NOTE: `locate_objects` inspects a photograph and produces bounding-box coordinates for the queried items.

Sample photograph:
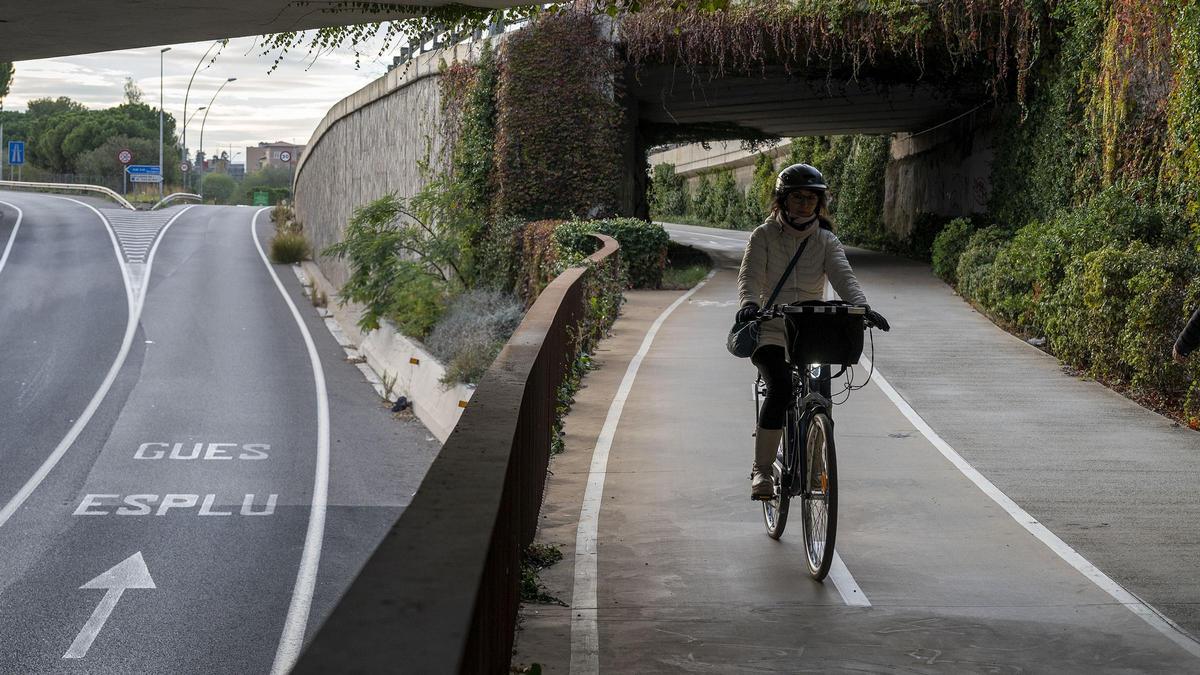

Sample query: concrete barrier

[300,260,473,443]
[295,234,620,674]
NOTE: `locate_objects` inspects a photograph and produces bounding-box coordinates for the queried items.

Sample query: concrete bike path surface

[513,222,1200,672]
[669,221,1200,638]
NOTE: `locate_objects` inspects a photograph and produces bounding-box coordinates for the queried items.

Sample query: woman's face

[784,189,821,220]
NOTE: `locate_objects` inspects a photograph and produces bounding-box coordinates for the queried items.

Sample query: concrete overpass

[0,0,516,62]
[631,65,986,139]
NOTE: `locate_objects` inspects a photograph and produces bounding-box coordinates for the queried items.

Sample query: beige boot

[751,427,783,499]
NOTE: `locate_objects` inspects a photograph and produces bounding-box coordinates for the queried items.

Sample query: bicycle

[751,301,880,580]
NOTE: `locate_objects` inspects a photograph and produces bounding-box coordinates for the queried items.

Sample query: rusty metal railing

[296,234,621,674]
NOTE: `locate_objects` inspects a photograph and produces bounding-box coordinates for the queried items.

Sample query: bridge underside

[630,64,988,139]
[0,0,514,62]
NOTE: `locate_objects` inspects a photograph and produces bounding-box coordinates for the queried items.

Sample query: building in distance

[246,141,304,172]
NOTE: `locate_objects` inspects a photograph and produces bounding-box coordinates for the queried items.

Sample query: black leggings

[752,345,831,430]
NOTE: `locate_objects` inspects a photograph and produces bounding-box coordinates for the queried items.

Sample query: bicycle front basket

[782,303,866,366]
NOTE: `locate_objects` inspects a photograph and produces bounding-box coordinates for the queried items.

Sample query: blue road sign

[125,164,161,175]
[8,141,25,165]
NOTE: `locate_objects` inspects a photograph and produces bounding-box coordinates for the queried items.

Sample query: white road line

[828,551,870,607]
[570,270,717,675]
[0,200,192,529]
[254,208,331,675]
[659,224,749,244]
[861,354,1200,659]
[0,200,23,279]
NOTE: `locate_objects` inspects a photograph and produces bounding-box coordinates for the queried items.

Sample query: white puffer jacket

[737,215,868,351]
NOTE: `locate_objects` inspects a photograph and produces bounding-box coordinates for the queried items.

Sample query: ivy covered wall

[930,0,1200,425]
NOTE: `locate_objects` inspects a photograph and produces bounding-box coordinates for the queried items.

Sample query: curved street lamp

[197,77,236,201]
[158,46,171,197]
[181,40,225,165]
[183,106,206,189]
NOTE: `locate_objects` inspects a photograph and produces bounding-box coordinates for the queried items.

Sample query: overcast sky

[4,31,397,165]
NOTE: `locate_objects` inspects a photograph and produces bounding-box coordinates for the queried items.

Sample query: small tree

[649,163,688,217]
[123,78,143,105]
[202,172,236,204]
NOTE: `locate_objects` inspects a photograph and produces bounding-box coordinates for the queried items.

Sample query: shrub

[323,194,451,335]
[954,226,1010,307]
[905,212,954,263]
[749,151,777,217]
[834,135,889,243]
[1121,250,1196,392]
[689,173,711,220]
[382,266,446,339]
[201,173,236,204]
[931,217,977,284]
[556,218,669,289]
[649,163,688,217]
[270,232,310,264]
[517,220,564,303]
[425,288,525,384]
[1078,242,1159,381]
[474,217,525,294]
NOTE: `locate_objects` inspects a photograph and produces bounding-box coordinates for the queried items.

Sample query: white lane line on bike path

[570,270,717,675]
[829,552,870,607]
[860,354,1200,659]
[251,209,331,675]
[0,200,193,529]
[0,200,23,280]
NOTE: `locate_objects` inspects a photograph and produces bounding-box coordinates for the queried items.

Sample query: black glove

[736,303,760,323]
[864,307,890,332]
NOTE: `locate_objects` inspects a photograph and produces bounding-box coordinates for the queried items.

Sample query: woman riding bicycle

[736,163,889,500]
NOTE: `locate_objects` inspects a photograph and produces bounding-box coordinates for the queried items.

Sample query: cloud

[6,30,395,160]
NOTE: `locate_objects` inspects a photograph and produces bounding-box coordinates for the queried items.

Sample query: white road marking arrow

[63,552,156,659]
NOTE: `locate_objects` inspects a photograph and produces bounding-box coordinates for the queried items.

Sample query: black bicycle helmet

[774,163,827,195]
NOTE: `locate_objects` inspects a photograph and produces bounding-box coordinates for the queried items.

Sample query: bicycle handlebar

[753,302,881,329]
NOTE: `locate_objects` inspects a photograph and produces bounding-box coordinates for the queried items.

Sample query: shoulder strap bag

[726,236,810,358]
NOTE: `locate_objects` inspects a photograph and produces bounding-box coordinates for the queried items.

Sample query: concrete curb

[295,261,472,443]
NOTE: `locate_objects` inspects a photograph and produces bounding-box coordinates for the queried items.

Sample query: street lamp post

[159,46,171,198]
[184,106,206,192]
[197,77,236,202]
[182,40,224,166]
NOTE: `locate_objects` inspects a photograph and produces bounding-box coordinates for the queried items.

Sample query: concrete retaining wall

[884,114,994,238]
[649,140,794,192]
[294,41,484,290]
[648,116,995,240]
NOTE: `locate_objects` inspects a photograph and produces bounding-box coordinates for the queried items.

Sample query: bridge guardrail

[295,233,621,674]
[0,180,136,210]
[151,192,201,210]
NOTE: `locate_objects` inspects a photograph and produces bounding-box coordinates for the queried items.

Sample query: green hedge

[555,218,669,288]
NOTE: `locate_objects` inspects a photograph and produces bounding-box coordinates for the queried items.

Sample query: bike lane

[0,205,439,674]
[515,227,1200,672]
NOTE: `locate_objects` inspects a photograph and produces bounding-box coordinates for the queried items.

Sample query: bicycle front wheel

[800,410,837,580]
[762,410,793,539]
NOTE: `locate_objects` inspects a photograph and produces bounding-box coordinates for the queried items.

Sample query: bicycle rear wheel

[800,410,837,580]
[762,411,793,539]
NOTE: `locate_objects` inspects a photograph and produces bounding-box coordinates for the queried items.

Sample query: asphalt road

[0,193,439,674]
[516,220,1200,672]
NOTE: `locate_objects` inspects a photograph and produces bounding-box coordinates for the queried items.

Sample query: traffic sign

[125,164,161,175]
[279,150,292,163]
[180,161,191,173]
[117,149,133,165]
[130,175,163,183]
[8,141,25,165]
